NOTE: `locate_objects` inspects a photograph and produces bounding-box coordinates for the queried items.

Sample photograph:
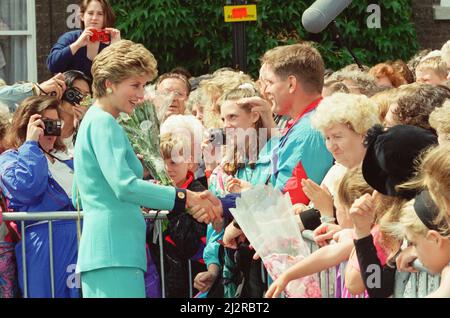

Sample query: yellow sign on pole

[224,5,257,22]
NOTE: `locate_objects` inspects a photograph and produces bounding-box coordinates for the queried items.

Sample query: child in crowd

[392,191,449,297]
[158,133,207,298]
[415,57,448,85]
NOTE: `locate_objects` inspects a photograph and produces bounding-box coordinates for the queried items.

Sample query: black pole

[329,21,364,71]
[232,0,247,72]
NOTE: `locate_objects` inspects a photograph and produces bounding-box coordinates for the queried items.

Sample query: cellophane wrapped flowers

[230,185,321,298]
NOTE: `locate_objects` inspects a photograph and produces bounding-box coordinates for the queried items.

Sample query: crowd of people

[0,0,449,299]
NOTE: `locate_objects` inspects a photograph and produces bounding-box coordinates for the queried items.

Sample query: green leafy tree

[110,0,419,78]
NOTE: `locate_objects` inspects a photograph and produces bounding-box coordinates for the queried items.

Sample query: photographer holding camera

[59,70,92,155]
[0,96,79,298]
[0,73,66,112]
[47,0,120,77]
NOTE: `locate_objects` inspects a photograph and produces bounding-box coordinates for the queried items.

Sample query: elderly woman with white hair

[297,93,380,234]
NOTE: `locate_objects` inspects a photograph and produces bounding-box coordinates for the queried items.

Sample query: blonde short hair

[441,40,450,62]
[418,145,450,227]
[160,114,204,162]
[429,100,450,137]
[311,93,380,135]
[91,40,158,98]
[160,114,204,143]
[160,133,190,160]
[261,43,324,94]
[370,88,401,123]
[199,70,252,128]
[416,56,448,79]
[389,201,430,240]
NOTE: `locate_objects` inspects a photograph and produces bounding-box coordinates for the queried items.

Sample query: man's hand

[237,96,276,132]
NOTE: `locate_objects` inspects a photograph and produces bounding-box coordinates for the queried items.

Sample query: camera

[208,128,226,145]
[89,29,111,43]
[43,119,62,136]
[62,87,84,106]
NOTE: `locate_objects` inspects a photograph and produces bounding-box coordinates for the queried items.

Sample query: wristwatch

[320,215,336,224]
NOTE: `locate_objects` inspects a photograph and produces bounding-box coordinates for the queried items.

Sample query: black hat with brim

[362,124,438,200]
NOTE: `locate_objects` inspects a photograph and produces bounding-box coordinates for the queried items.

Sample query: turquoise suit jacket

[73,106,177,273]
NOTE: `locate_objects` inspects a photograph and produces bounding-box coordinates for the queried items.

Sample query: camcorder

[62,87,84,106]
[89,29,111,43]
[43,119,62,136]
[208,128,226,146]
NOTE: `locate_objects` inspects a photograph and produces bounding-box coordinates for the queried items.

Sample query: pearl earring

[106,88,113,94]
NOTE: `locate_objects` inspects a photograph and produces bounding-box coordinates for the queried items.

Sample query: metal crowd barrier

[1,212,442,298]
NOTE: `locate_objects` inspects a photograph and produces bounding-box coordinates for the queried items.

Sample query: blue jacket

[0,141,78,298]
[46,30,108,77]
[0,83,34,112]
[204,138,274,268]
[0,141,75,217]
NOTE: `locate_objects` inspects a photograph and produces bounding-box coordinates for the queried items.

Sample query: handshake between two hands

[186,190,224,232]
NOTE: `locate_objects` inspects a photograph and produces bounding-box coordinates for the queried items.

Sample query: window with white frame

[0,0,37,84]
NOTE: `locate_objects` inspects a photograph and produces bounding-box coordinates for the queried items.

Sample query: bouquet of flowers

[79,94,93,108]
[118,90,173,186]
[229,185,321,298]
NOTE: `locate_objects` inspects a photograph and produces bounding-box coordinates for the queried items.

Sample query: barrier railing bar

[21,220,27,298]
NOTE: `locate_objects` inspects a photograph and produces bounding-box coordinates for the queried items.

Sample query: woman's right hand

[71,28,95,53]
[265,273,289,298]
[26,114,45,142]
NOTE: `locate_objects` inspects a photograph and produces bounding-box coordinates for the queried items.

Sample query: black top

[354,234,396,298]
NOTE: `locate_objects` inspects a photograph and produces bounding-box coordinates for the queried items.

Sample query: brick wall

[412,0,450,50]
[36,0,74,82]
